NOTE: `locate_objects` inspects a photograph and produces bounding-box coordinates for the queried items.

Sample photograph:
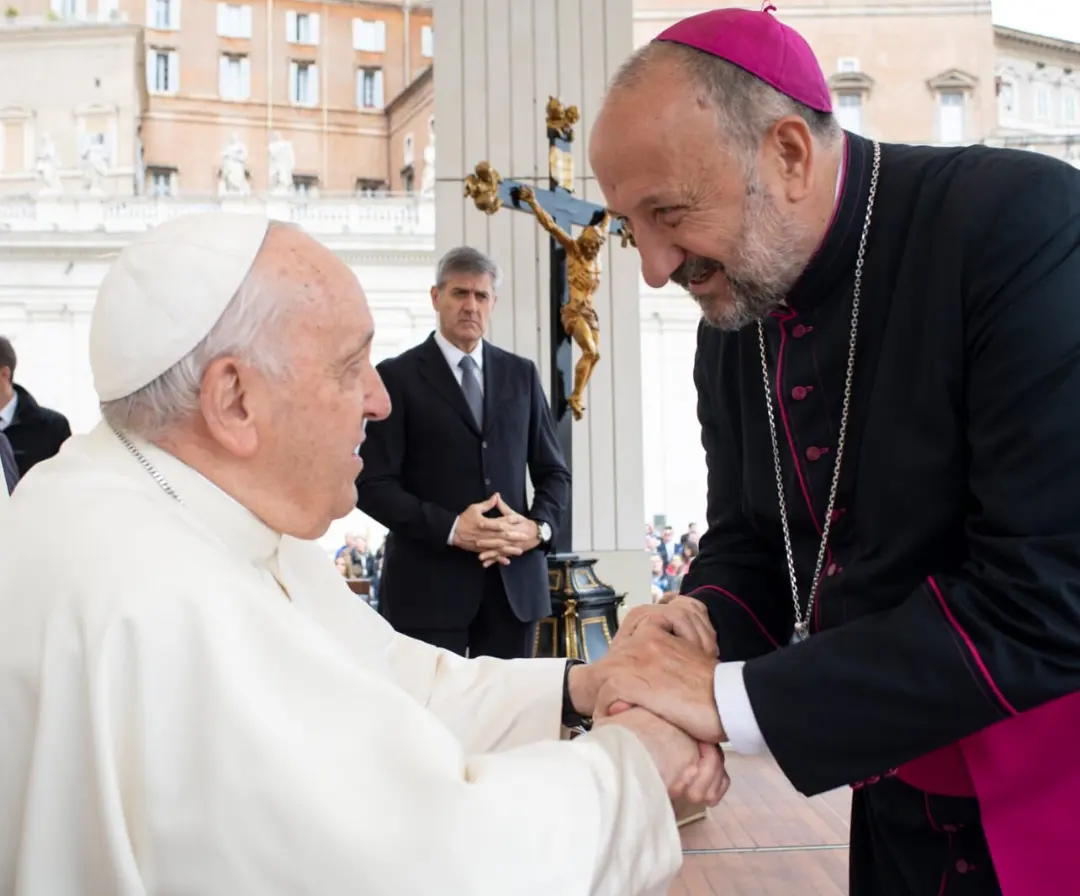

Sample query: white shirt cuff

[713,661,770,756]
[446,515,460,546]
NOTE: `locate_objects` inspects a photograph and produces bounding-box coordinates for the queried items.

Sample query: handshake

[568,598,731,810]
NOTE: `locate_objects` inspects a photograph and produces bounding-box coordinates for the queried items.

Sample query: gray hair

[610,41,842,172]
[101,221,298,440]
[435,246,502,291]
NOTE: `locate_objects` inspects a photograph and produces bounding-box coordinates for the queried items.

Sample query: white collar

[0,392,17,429]
[91,422,281,569]
[433,328,483,372]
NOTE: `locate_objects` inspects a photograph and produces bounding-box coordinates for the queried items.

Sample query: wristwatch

[533,519,552,546]
[561,659,593,732]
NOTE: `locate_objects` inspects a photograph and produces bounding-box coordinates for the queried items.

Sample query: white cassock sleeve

[13,568,682,896]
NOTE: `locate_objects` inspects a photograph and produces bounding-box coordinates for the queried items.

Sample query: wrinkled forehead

[590,80,728,213]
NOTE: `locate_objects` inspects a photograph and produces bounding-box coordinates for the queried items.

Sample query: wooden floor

[672,754,852,895]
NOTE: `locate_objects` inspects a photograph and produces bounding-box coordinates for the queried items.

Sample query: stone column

[434,0,651,604]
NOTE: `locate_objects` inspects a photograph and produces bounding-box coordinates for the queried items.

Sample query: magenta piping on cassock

[925,576,1018,717]
[688,584,781,649]
[770,315,836,634]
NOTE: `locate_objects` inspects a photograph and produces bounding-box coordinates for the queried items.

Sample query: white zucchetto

[90,212,273,402]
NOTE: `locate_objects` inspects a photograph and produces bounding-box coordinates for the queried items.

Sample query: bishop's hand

[614,595,719,658]
[516,185,536,205]
[593,624,725,745]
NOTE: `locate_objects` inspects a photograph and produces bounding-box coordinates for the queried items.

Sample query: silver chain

[110,426,185,505]
[758,140,881,643]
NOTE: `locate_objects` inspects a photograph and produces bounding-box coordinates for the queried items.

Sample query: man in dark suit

[0,336,71,478]
[356,246,571,659]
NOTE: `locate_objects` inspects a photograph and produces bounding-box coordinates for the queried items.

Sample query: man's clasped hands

[450,492,542,567]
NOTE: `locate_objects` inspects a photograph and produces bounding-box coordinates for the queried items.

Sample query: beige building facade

[991,27,1080,162]
[0,0,433,197]
[0,18,146,196]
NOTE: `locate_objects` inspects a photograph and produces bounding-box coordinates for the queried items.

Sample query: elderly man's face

[227,227,391,539]
[590,58,817,330]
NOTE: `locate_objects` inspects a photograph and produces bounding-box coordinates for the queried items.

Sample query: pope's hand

[613,595,718,658]
[594,624,724,745]
[595,705,730,806]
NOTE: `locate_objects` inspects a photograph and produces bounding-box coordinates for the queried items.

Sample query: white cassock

[0,423,682,896]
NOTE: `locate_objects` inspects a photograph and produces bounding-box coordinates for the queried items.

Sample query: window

[50,0,87,18]
[355,178,386,196]
[146,48,179,94]
[216,3,251,38]
[937,90,965,143]
[146,0,179,29]
[219,54,251,100]
[356,67,384,109]
[147,166,175,196]
[293,174,318,196]
[1065,88,1079,125]
[286,10,319,44]
[421,24,434,58]
[834,93,862,134]
[403,134,414,167]
[836,57,859,73]
[353,17,386,52]
[998,80,1016,120]
[1035,83,1051,121]
[289,60,318,106]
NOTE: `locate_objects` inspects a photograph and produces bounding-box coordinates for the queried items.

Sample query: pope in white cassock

[0,214,730,895]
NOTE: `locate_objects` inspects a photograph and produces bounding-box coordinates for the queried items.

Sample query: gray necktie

[458,355,484,428]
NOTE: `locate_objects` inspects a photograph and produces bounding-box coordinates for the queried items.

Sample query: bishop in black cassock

[590,6,1080,895]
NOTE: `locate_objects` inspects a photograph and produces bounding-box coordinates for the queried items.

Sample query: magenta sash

[895,690,1080,895]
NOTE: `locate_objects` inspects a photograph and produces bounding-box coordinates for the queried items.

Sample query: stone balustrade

[0,194,436,236]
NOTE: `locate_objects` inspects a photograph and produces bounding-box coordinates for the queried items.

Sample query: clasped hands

[568,597,731,809]
[451,493,539,567]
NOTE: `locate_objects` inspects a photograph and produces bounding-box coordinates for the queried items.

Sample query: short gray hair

[610,41,842,171]
[101,221,299,440]
[435,246,502,291]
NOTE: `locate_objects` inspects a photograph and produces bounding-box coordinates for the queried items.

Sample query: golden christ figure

[517,185,609,421]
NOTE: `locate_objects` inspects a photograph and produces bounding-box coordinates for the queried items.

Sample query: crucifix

[464,96,635,554]
[464,96,637,662]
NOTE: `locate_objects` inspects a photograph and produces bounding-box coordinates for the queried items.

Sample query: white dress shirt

[433,328,484,395]
[0,393,16,431]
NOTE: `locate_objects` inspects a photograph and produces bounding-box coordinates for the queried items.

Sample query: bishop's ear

[198,355,260,458]
[766,115,815,203]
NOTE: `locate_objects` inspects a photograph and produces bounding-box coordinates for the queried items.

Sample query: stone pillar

[435,0,651,605]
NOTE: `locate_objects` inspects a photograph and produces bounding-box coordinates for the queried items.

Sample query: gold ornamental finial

[545,96,580,141]
[463,161,503,215]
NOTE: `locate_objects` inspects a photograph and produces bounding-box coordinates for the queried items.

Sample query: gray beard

[696,285,787,331]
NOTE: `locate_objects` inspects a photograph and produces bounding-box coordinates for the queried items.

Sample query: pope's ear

[198,355,259,457]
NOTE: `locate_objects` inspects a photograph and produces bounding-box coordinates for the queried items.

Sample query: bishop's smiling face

[589,56,819,330]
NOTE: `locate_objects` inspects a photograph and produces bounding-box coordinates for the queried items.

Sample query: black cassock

[680,133,1080,895]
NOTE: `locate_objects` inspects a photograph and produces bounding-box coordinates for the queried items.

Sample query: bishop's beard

[672,185,812,332]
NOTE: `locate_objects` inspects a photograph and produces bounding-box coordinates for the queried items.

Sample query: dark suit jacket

[4,384,70,478]
[355,334,571,630]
